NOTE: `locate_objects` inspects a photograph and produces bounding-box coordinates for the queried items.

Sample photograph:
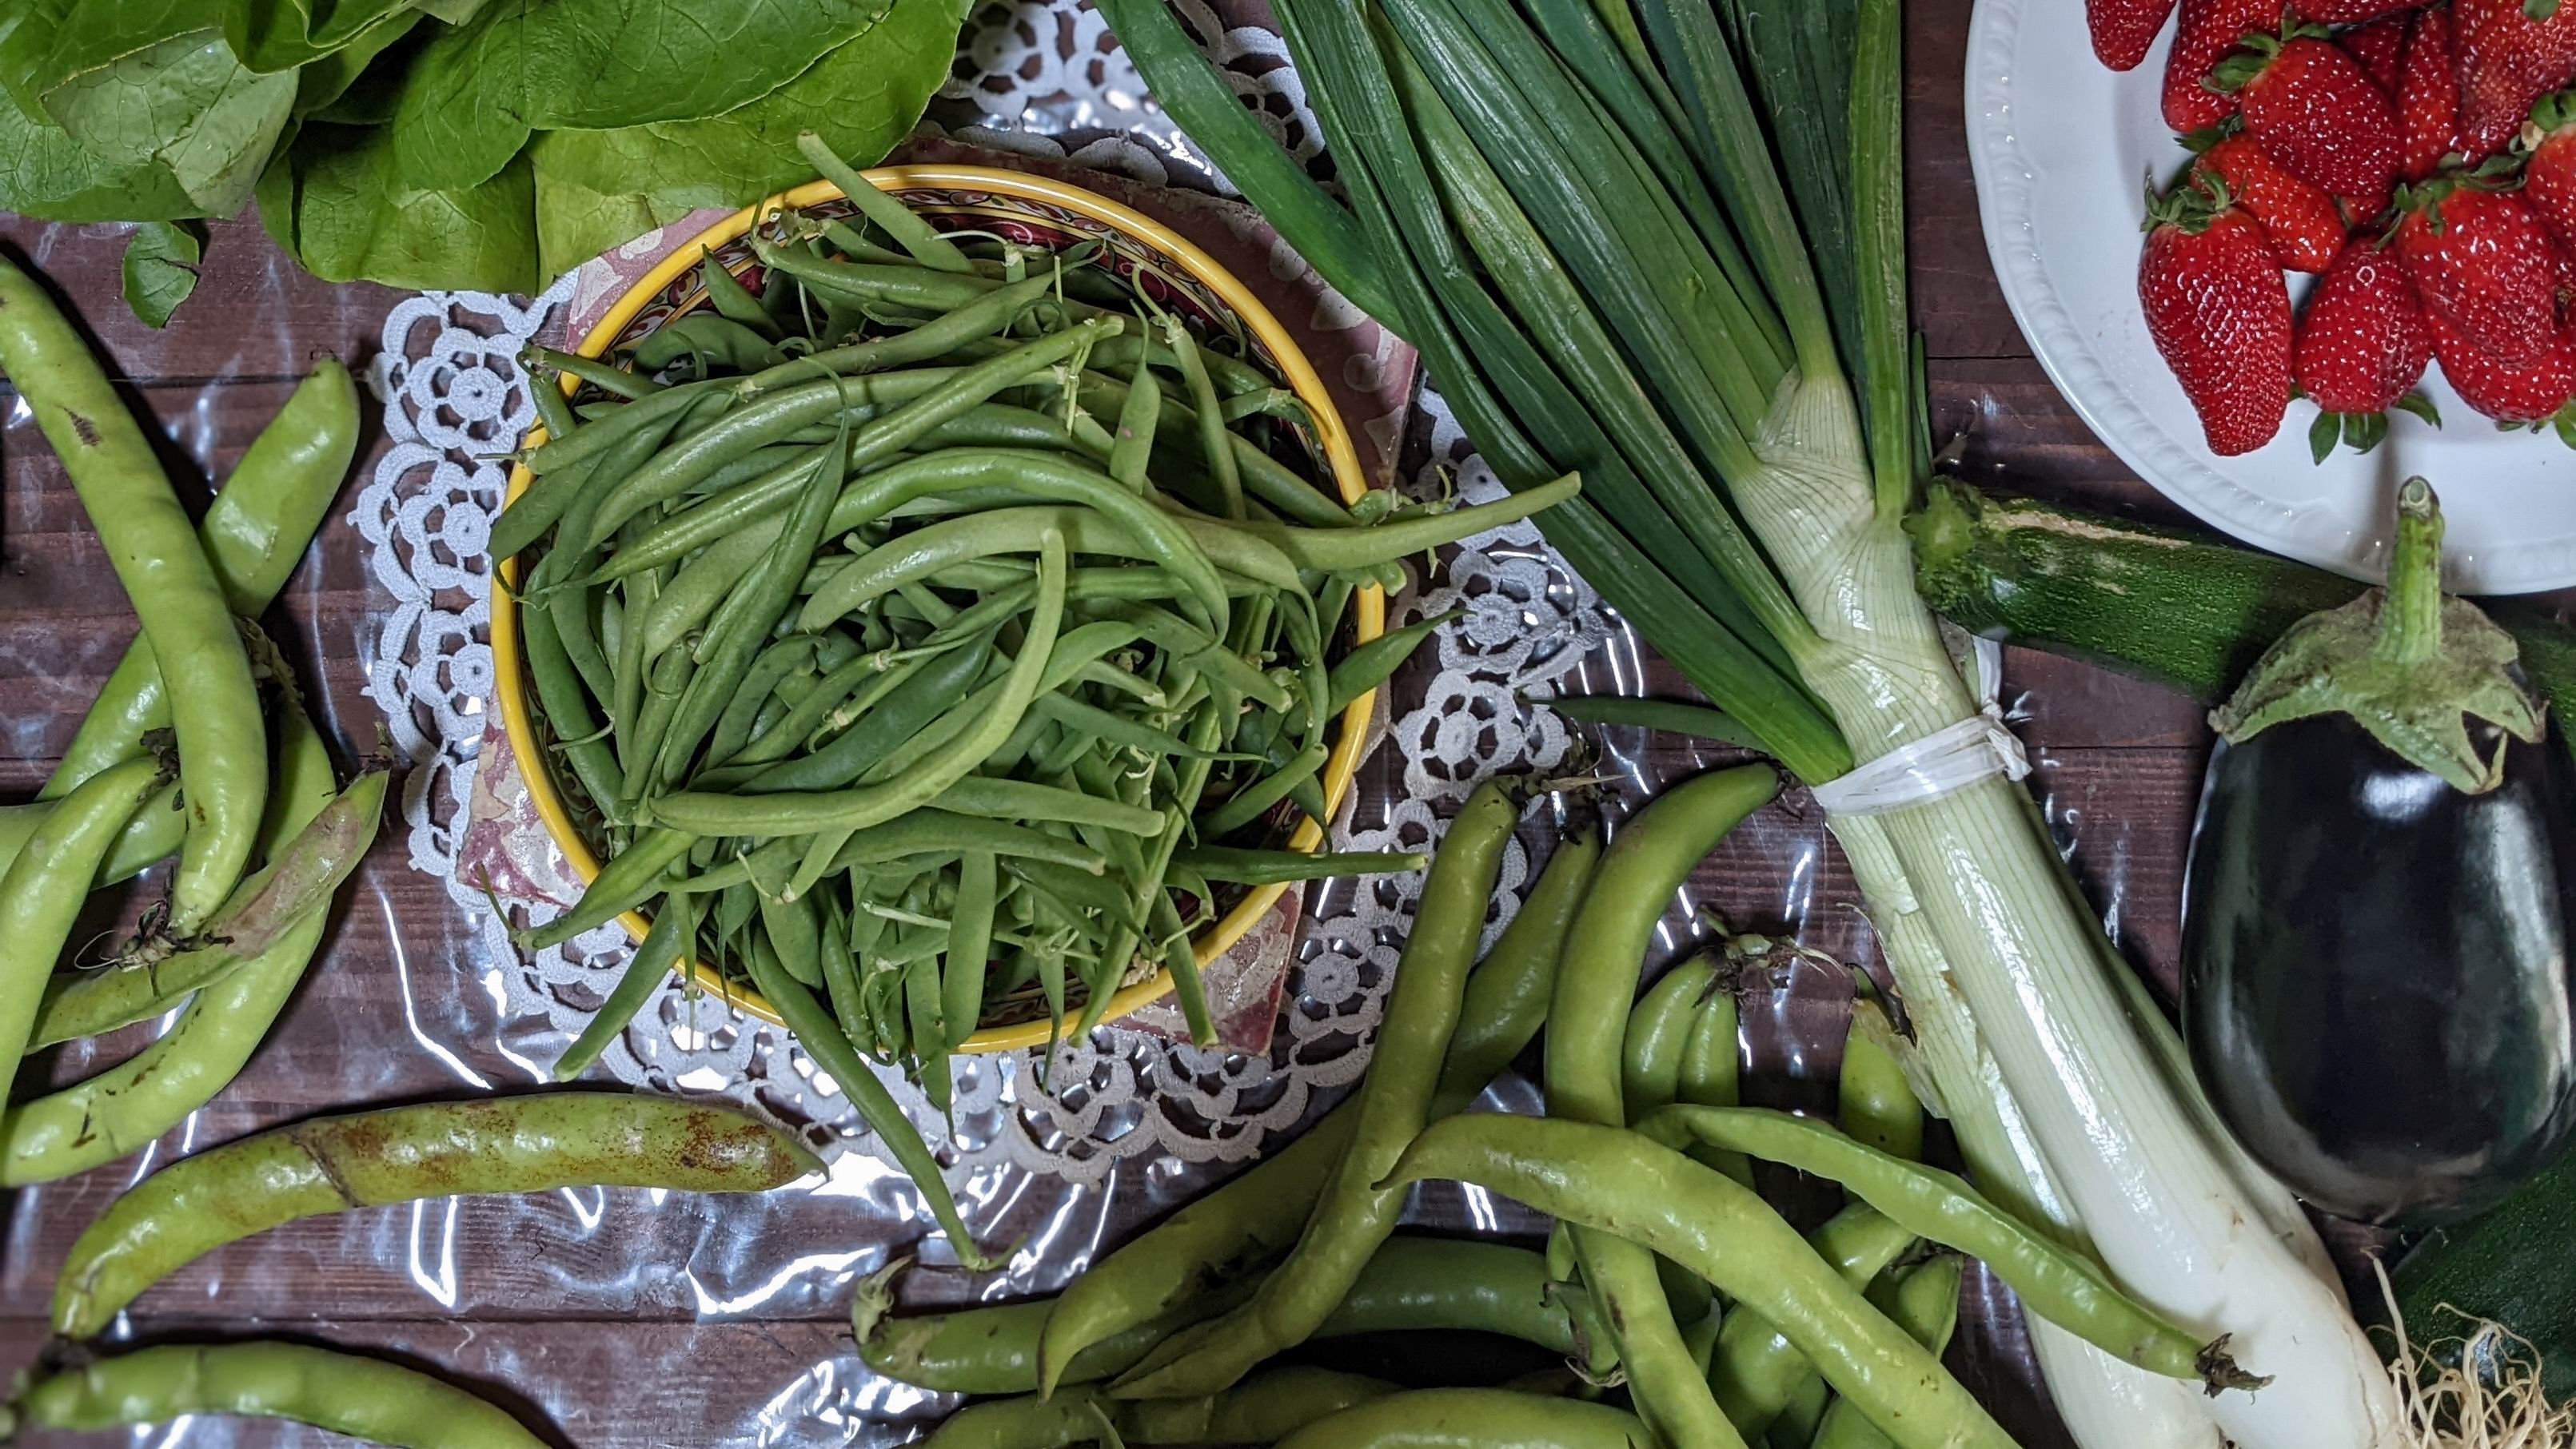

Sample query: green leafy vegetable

[44,31,295,217]
[384,0,904,191]
[121,219,206,328]
[254,121,540,292]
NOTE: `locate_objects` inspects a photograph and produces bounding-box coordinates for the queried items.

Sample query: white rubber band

[1811,636,2030,818]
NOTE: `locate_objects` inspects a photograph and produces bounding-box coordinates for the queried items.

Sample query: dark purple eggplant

[2182,479,2576,1228]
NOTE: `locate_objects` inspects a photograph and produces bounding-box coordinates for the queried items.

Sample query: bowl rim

[490,163,1387,1054]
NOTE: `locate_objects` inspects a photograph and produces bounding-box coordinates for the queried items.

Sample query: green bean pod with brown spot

[0,257,268,933]
[12,1341,550,1448]
[52,1093,821,1337]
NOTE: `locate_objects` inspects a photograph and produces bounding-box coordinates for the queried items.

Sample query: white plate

[1966,0,2576,592]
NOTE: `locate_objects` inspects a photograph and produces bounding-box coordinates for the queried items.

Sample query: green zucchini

[2391,1145,2576,1399]
[1907,478,2576,728]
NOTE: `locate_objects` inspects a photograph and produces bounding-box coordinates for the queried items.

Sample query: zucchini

[2391,1145,2576,1399]
[1908,478,2576,727]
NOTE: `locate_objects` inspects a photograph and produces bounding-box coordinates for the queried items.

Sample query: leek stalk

[1095,0,2407,1442]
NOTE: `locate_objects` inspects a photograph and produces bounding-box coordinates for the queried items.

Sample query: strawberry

[2167,0,2280,130]
[2094,0,2181,69]
[2211,27,2404,199]
[2295,0,2429,19]
[2295,242,2438,456]
[2426,304,2576,419]
[2399,5,2463,177]
[2526,90,2576,257]
[2341,13,2411,90]
[2452,0,2576,159]
[2189,127,2351,269]
[2140,177,2295,455]
[2395,181,2562,363]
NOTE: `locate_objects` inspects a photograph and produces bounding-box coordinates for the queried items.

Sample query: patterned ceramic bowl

[491,165,1386,1053]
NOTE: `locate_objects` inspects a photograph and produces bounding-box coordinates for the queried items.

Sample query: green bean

[1433,828,1599,1115]
[640,525,772,659]
[555,888,694,1081]
[520,559,630,818]
[524,828,699,950]
[1110,341,1161,490]
[0,257,267,931]
[798,132,975,273]
[728,647,899,767]
[591,319,1117,550]
[1639,1106,2248,1388]
[1111,781,1517,1399]
[529,344,661,399]
[742,631,996,794]
[1774,1380,1830,1448]
[523,382,703,476]
[528,349,580,440]
[701,249,784,338]
[708,635,819,766]
[1705,1204,1919,1435]
[941,850,1000,1048]
[819,891,873,1051]
[1196,743,1328,837]
[1010,360,1357,530]
[1220,472,1581,573]
[2,707,337,1185]
[28,770,387,1047]
[1326,609,1459,716]
[810,450,1231,635]
[762,890,825,989]
[1031,694,1222,763]
[742,933,1000,1267]
[653,434,847,778]
[1380,1115,2016,1449]
[932,777,1166,836]
[1168,846,1425,885]
[0,756,165,1069]
[653,535,1063,838]
[1276,1390,1654,1449]
[1089,602,1293,711]
[756,275,1067,399]
[1677,977,1751,1185]
[53,1094,819,1336]
[621,644,694,809]
[1810,1257,1968,1449]
[14,1342,551,1447]
[1002,856,1138,930]
[46,361,358,801]
[1623,955,1719,1120]
[1161,316,1243,520]
[1840,985,1922,1163]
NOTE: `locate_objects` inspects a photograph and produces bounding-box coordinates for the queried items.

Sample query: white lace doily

[353,5,1622,1190]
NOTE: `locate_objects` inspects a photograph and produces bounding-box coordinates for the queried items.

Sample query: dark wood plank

[0,217,398,386]
[1908,0,2036,363]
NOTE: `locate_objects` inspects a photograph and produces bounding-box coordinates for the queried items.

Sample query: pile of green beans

[873,765,2243,1449]
[500,135,1578,1268]
[0,257,385,1192]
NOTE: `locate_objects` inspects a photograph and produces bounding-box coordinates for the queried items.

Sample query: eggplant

[2182,479,2576,1227]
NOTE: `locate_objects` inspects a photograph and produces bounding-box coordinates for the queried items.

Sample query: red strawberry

[2426,305,2576,418]
[2211,28,2403,198]
[2295,243,2438,456]
[2295,0,2429,19]
[2395,181,2563,363]
[2140,178,2296,454]
[2399,5,2463,178]
[2191,128,2351,269]
[2526,90,2576,257]
[2341,13,2411,90]
[2453,0,2576,159]
[2095,0,2181,69]
[2167,0,2281,130]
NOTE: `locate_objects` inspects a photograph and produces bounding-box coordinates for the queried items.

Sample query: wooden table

[0,3,2274,1441]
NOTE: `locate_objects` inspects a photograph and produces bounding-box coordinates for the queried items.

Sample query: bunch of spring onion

[496,135,1567,1268]
[1097,0,2403,1443]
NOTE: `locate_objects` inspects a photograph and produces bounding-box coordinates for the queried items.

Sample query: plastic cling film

[1812,635,2032,817]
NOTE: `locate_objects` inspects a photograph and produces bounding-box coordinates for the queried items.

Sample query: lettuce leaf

[385,0,900,192]
[526,0,964,275]
[44,31,295,216]
[255,119,540,292]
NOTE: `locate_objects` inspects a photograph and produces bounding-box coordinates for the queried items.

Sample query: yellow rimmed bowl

[491,165,1386,1053]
